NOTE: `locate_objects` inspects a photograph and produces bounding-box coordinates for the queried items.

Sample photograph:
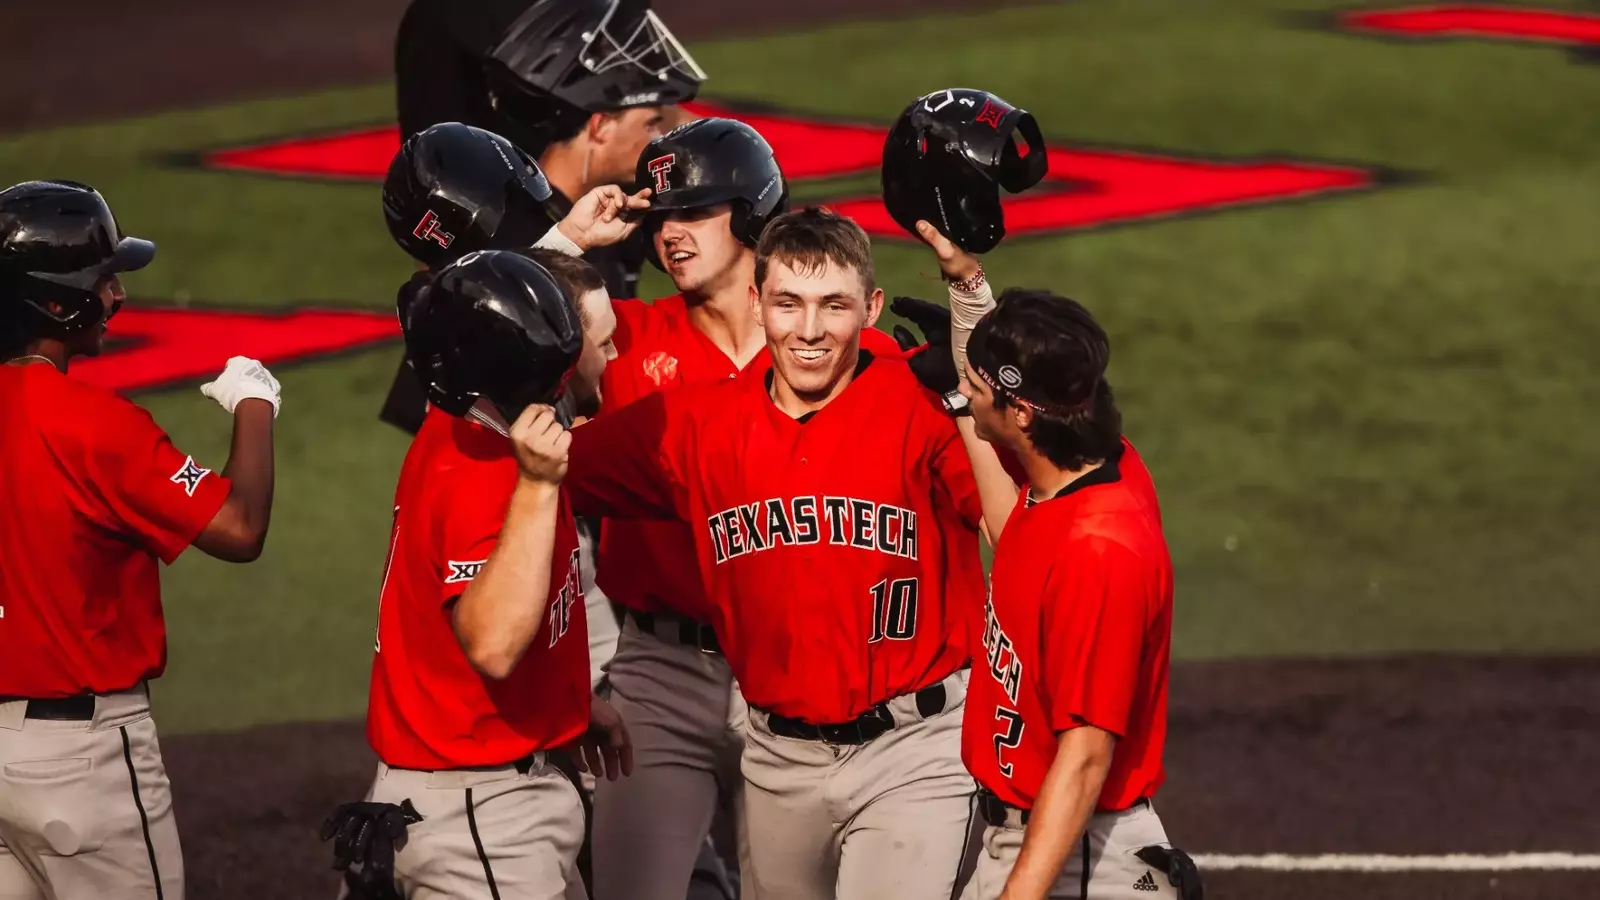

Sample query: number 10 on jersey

[868,577,918,643]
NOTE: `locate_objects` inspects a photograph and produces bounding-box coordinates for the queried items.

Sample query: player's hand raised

[915,219,982,285]
[509,405,570,485]
[577,697,634,782]
[557,185,652,251]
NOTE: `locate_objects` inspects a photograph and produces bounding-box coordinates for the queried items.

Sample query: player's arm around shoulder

[451,404,569,680]
[565,381,705,521]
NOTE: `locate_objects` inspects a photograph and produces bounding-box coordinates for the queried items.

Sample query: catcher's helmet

[402,249,583,422]
[0,180,154,337]
[881,88,1048,254]
[634,117,788,271]
[483,0,707,152]
[383,122,555,270]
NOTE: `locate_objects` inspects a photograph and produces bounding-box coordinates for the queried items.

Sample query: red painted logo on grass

[77,307,399,395]
[201,101,1378,241]
[1340,5,1600,46]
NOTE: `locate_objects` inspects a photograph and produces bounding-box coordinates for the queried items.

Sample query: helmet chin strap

[469,394,574,437]
[467,399,512,438]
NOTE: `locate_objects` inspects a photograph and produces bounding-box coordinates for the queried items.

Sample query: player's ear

[587,111,619,146]
[749,283,764,326]
[863,288,884,328]
[1012,403,1034,433]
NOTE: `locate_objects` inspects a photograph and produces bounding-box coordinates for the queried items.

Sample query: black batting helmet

[881,88,1048,254]
[0,180,154,339]
[483,0,707,153]
[402,249,584,422]
[382,123,555,270]
[635,117,787,271]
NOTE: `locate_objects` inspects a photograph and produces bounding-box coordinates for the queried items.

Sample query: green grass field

[4,0,1598,734]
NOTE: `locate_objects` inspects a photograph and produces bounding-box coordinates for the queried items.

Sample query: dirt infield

[161,657,1600,900]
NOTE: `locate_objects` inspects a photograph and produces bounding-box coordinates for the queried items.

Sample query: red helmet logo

[974,100,1007,130]
[413,210,455,249]
[647,154,676,194]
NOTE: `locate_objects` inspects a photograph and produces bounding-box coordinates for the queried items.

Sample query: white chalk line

[1191,853,1600,872]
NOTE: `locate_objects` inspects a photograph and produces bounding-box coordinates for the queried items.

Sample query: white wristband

[533,225,585,258]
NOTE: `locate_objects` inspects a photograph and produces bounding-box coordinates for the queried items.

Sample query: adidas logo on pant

[1133,871,1159,892]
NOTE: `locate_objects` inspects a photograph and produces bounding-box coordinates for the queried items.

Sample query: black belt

[628,608,721,655]
[763,681,949,745]
[0,694,97,721]
[977,789,1150,828]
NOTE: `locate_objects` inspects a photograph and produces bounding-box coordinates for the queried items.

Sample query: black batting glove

[320,799,424,896]
[889,296,959,397]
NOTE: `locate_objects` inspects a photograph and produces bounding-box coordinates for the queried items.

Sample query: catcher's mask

[483,0,707,150]
[881,88,1048,254]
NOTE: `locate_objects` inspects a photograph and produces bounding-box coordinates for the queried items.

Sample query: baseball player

[328,249,633,900]
[383,0,708,435]
[541,118,909,900]
[913,228,1199,900]
[371,123,652,895]
[0,180,281,900]
[561,206,990,900]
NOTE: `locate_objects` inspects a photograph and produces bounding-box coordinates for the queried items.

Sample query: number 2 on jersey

[868,577,918,643]
[993,706,1024,777]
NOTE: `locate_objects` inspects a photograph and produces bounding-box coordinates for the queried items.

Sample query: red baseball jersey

[0,364,231,698]
[366,408,590,770]
[569,350,985,723]
[595,294,905,624]
[962,440,1172,812]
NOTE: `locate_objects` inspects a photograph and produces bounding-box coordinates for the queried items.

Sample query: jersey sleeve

[566,388,686,521]
[929,421,984,528]
[861,326,905,360]
[79,398,233,565]
[1038,540,1153,739]
[434,460,518,606]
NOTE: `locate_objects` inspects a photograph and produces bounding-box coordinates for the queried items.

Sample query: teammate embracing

[562,206,988,900]
[550,117,907,900]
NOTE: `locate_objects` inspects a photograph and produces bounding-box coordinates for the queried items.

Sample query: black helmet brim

[102,236,156,274]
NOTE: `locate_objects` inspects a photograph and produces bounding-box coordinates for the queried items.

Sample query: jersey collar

[1024,441,1126,509]
[764,350,876,424]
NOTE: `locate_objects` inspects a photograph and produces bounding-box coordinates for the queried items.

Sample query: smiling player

[562,206,988,900]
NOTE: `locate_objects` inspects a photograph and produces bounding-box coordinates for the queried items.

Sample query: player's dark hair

[754,206,876,294]
[0,282,38,358]
[0,312,30,359]
[974,288,1122,470]
[541,108,594,150]
[517,248,606,328]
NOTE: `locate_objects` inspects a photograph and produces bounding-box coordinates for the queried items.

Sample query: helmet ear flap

[729,200,757,248]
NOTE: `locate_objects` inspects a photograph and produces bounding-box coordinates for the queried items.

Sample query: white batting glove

[201,356,281,417]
